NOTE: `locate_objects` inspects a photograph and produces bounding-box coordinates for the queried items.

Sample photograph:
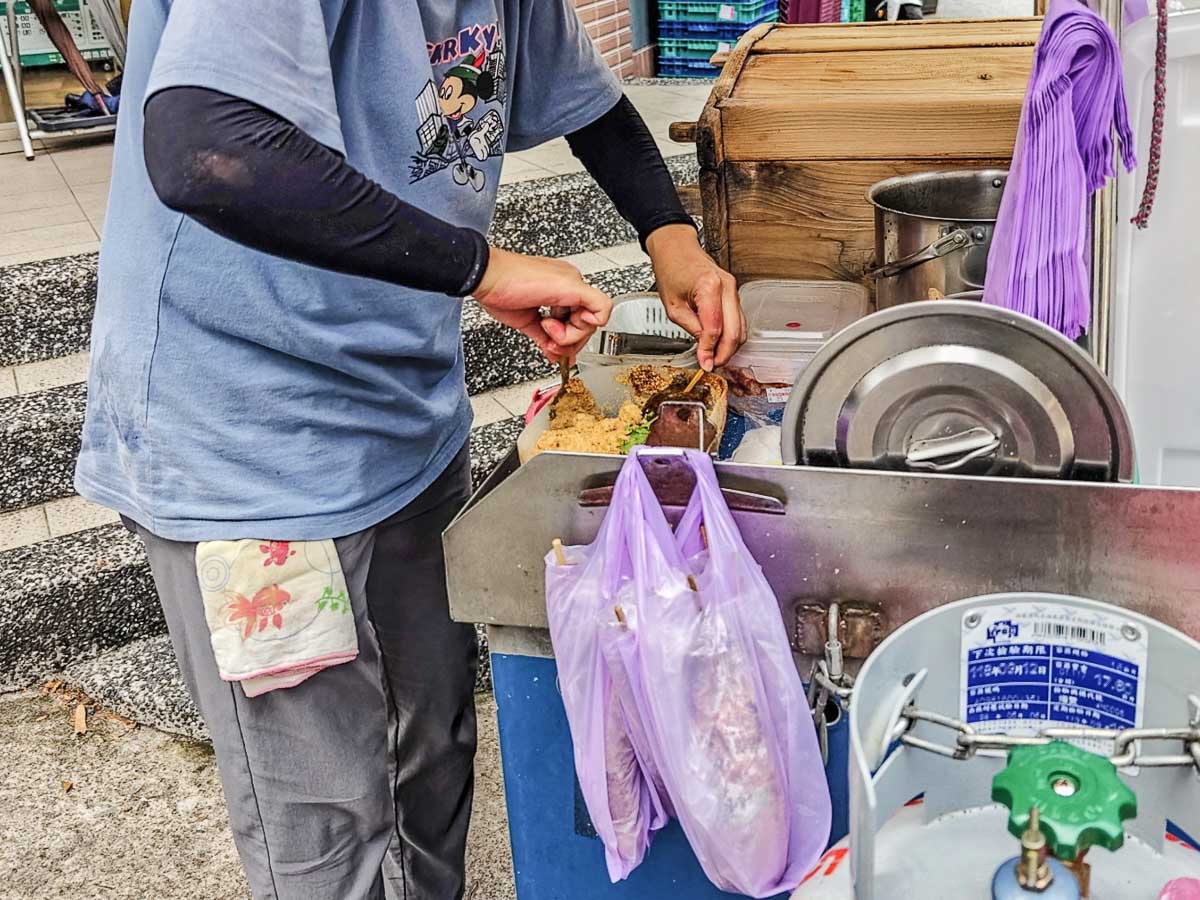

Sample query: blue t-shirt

[75,0,621,541]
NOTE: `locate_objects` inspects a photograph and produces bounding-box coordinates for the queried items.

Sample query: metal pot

[866,169,1006,309]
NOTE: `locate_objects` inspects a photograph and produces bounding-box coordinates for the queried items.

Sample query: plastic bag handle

[596,451,692,599]
[577,450,786,515]
[675,488,706,560]
[654,449,748,563]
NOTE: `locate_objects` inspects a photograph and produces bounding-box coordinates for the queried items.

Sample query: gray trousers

[129,445,477,900]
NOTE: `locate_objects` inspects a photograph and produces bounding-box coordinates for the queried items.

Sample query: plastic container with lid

[718,279,868,417]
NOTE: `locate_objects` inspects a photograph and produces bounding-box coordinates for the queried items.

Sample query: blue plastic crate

[656,54,722,77]
[659,36,734,59]
[657,10,776,38]
[658,0,776,23]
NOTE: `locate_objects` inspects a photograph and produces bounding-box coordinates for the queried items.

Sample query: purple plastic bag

[599,609,675,821]
[544,458,674,881]
[598,448,832,897]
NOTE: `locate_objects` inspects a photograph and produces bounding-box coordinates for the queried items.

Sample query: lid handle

[905,426,999,472]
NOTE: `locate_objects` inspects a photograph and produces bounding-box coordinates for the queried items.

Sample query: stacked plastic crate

[657,0,779,78]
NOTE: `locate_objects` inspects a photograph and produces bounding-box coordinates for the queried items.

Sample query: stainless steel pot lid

[780,302,1135,482]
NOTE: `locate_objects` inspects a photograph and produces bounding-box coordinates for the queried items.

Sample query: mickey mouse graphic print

[412,23,507,191]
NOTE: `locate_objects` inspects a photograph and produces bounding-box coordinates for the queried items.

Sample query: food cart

[444,12,1200,900]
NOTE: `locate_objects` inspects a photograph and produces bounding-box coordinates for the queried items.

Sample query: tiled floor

[8,350,90,394]
[0,350,91,399]
[0,495,124,552]
[561,241,651,276]
[0,82,711,266]
[0,147,109,266]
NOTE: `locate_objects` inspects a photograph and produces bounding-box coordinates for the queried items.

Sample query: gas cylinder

[792,593,1200,899]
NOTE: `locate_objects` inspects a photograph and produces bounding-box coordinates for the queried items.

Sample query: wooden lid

[713,18,1042,161]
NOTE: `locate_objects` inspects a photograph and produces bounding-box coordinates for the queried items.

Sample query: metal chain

[897,705,1200,772]
[808,661,855,765]
[807,603,856,765]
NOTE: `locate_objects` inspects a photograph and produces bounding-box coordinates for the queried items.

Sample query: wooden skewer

[552,538,567,566]
[614,605,627,626]
[686,574,704,612]
[684,368,705,394]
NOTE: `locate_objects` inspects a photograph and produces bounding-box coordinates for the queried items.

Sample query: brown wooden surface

[751,18,1041,53]
[711,21,775,105]
[696,21,771,271]
[733,45,1035,100]
[718,38,1032,161]
[676,183,703,218]
[698,109,729,270]
[694,17,1037,286]
[721,158,1009,284]
[718,94,1024,160]
[668,120,697,143]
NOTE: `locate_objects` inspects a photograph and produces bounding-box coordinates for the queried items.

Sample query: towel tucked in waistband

[195,538,358,698]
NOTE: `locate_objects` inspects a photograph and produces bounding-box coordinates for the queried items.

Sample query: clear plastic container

[721,280,868,417]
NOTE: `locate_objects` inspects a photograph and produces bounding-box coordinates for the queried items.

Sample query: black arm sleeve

[143,87,489,297]
[565,95,695,249]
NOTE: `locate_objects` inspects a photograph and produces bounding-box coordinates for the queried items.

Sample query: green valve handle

[991,740,1138,860]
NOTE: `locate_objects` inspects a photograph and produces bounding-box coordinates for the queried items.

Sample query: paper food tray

[517,366,727,465]
[518,367,629,464]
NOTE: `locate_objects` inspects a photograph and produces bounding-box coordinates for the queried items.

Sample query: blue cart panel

[492,652,845,899]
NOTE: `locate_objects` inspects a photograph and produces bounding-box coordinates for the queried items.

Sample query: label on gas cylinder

[960,602,1148,757]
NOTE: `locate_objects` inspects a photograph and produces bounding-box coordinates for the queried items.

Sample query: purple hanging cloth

[983,0,1136,339]
[1116,0,1150,25]
[819,0,841,21]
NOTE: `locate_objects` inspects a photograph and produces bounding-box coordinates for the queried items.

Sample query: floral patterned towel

[195,539,357,697]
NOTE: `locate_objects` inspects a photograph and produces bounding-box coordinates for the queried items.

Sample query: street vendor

[73,1,744,898]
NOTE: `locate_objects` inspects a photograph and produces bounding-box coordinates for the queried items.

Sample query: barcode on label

[1032,622,1107,645]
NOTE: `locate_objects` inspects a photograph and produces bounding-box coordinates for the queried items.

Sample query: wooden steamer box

[673,18,1042,295]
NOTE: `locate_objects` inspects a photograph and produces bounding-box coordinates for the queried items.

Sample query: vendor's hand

[646,224,746,371]
[474,246,612,362]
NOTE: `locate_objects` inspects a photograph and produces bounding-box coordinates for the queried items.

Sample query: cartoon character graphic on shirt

[411,25,507,191]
